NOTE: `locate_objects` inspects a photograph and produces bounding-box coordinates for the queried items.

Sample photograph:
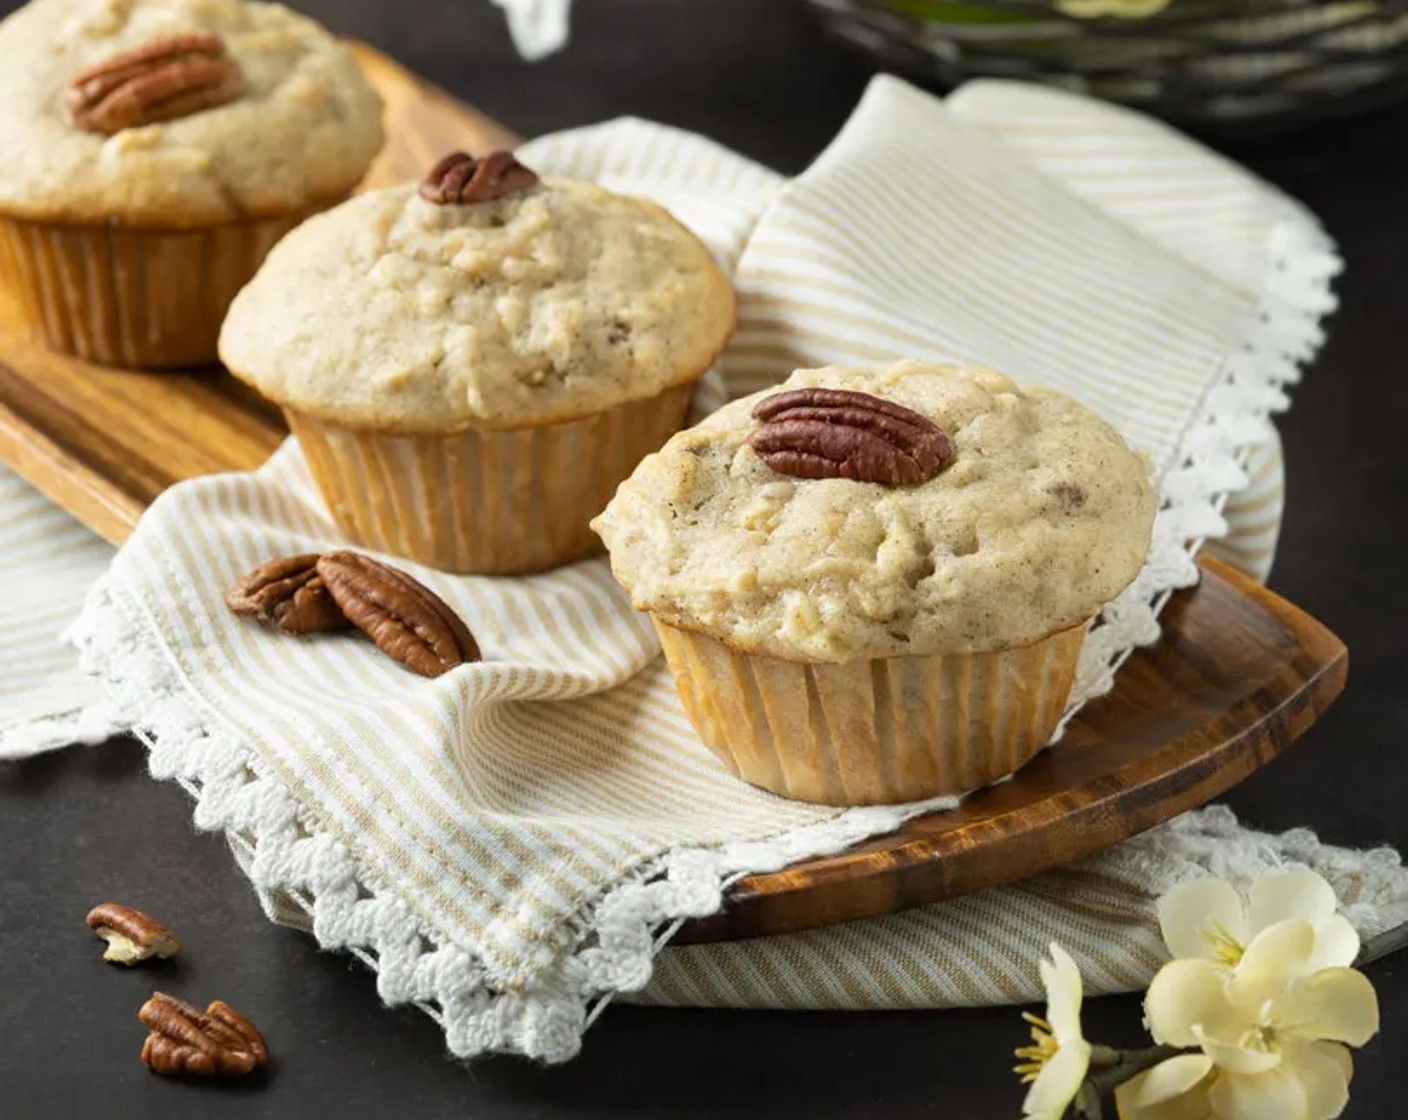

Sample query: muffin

[0,0,383,367]
[220,149,735,575]
[592,361,1156,806]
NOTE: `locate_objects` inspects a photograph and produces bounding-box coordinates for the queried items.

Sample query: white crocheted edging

[71,576,959,1062]
[1059,201,1341,727]
[0,703,119,762]
[68,200,1340,1064]
[1103,806,1408,944]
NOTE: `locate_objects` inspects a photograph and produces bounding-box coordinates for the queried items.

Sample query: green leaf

[880,0,1051,25]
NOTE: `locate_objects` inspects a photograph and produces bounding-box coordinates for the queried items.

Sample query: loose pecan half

[224,554,350,635]
[85,903,180,966]
[317,552,479,677]
[66,33,245,136]
[749,388,954,486]
[139,993,268,1078]
[419,150,539,205]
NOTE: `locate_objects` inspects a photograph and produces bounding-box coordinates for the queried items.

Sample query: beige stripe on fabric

[945,82,1278,298]
[632,807,1408,1010]
[119,444,837,977]
[726,79,1255,478]
[0,471,112,743]
[1208,435,1286,583]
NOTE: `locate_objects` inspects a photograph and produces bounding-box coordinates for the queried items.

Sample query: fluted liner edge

[0,211,313,368]
[287,379,697,575]
[654,618,1087,805]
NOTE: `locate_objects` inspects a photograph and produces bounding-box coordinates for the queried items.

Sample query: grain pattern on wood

[0,43,519,546]
[675,554,1348,943]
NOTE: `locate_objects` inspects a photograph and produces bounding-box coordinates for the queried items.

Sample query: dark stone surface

[1,1,1405,1117]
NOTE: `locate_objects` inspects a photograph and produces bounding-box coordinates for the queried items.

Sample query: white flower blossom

[1016,942,1093,1120]
[1117,872,1378,1120]
[1157,871,1360,975]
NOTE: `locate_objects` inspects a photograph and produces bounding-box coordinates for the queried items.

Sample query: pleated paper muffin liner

[0,211,313,368]
[286,378,697,575]
[654,618,1088,806]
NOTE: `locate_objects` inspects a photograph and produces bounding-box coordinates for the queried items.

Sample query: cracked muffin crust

[594,360,1157,663]
[0,0,383,227]
[219,178,735,431]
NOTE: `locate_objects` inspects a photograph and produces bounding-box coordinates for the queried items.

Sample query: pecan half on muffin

[220,150,735,575]
[0,0,383,367]
[593,360,1156,806]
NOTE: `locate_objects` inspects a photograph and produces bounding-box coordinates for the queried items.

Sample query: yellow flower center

[1203,920,1245,967]
[1014,1012,1060,1083]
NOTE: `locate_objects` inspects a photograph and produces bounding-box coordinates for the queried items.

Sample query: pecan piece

[139,993,268,1078]
[317,552,479,677]
[749,387,954,486]
[419,150,539,205]
[224,554,350,635]
[85,903,180,966]
[66,33,245,135]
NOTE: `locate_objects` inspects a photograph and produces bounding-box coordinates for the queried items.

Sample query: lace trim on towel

[1113,806,1408,944]
[71,576,957,1061]
[1059,204,1341,727]
[0,703,118,761]
[68,201,1339,1062]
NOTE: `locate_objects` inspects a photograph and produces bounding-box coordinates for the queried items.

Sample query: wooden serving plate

[0,46,1347,943]
[679,556,1346,941]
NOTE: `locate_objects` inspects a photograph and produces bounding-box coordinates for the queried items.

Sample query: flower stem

[1358,918,1408,966]
[1071,1045,1184,1119]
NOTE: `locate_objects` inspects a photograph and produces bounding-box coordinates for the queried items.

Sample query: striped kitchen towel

[0,433,1284,758]
[633,804,1408,1009]
[8,76,1341,1061]
[0,469,115,759]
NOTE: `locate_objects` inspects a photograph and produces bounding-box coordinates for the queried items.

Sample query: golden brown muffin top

[221,177,735,431]
[0,0,383,226]
[594,361,1157,662]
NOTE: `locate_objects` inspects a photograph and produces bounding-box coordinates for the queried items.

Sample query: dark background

[2,1,1406,1117]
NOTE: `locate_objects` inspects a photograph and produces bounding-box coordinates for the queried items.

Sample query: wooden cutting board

[0,44,1348,943]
